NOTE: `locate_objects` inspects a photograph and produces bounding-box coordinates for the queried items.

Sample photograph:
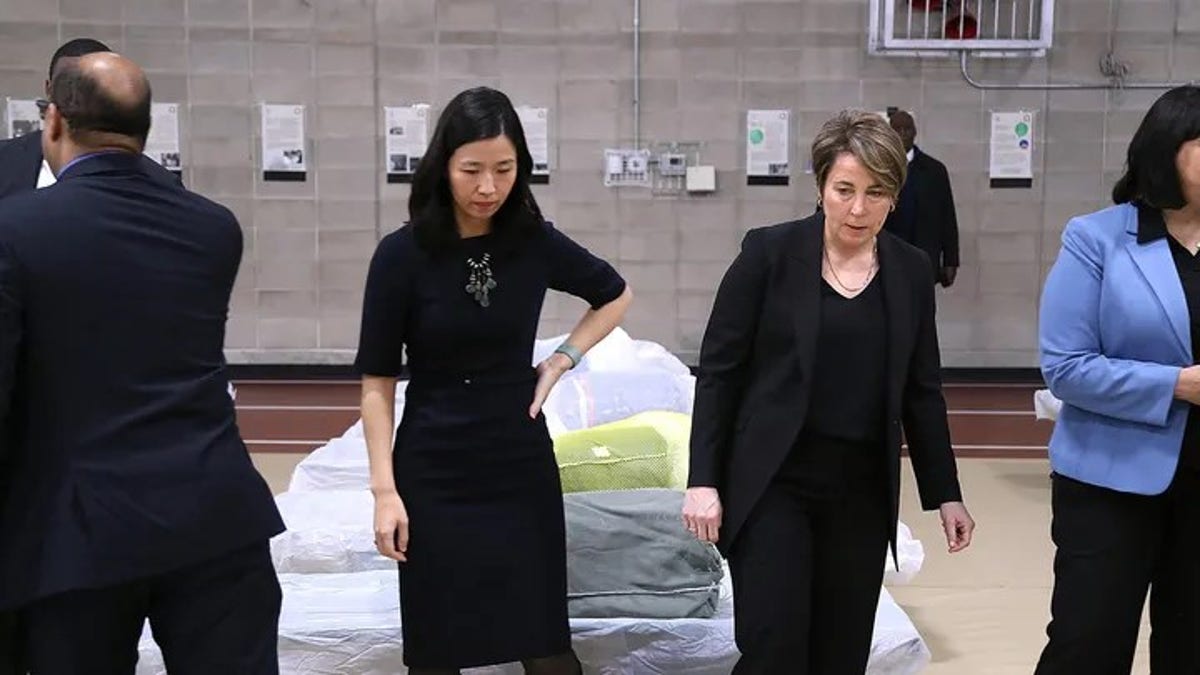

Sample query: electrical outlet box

[686,165,717,193]
[604,148,652,188]
[659,153,687,176]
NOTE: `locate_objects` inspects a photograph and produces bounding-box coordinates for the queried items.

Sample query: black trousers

[0,610,21,675]
[1035,470,1200,675]
[0,469,18,675]
[728,435,890,675]
[21,541,281,675]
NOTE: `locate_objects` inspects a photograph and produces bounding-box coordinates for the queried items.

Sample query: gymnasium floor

[240,381,1153,674]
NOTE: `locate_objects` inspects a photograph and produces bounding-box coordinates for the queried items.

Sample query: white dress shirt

[36,159,56,189]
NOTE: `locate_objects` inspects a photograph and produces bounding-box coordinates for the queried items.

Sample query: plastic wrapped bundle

[554,412,691,493]
[272,488,722,619]
[532,327,691,377]
[286,381,408,493]
[271,490,379,574]
[136,569,929,675]
[565,489,723,619]
[540,371,695,435]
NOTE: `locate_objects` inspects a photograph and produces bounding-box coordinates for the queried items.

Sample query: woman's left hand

[938,501,975,553]
[529,352,573,418]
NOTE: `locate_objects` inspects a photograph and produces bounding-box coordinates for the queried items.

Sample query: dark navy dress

[354,221,626,668]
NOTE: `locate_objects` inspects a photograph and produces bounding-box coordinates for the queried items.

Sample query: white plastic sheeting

[137,569,929,675]
[540,371,695,436]
[888,521,925,586]
[1034,389,1062,422]
[532,328,693,378]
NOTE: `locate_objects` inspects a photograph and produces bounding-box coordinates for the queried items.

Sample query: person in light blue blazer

[1036,84,1200,675]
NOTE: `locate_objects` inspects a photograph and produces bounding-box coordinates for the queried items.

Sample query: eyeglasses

[35,99,49,120]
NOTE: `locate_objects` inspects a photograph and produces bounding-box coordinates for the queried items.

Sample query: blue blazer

[1040,202,1190,495]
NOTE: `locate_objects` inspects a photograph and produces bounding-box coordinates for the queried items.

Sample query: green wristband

[554,343,583,369]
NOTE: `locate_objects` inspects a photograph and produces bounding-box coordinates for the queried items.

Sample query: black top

[802,274,888,442]
[1136,203,1200,470]
[355,221,626,380]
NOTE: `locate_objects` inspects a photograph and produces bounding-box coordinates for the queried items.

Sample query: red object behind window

[910,0,946,10]
[945,13,979,39]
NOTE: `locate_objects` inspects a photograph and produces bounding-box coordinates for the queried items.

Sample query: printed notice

[145,103,182,170]
[7,99,41,139]
[261,104,306,180]
[516,106,550,183]
[385,104,430,183]
[747,109,790,185]
[989,111,1034,188]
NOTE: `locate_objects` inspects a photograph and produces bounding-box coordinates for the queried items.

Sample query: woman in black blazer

[682,110,976,674]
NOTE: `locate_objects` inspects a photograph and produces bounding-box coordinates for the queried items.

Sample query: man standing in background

[884,110,961,288]
[0,37,178,200]
[0,38,112,199]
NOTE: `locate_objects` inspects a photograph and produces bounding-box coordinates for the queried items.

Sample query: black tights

[409,651,582,675]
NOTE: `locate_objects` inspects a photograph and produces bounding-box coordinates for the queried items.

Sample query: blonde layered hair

[811,110,908,198]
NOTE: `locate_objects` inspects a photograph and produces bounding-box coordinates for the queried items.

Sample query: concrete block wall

[1,0,1195,366]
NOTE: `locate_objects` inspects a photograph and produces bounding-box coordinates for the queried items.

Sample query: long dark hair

[409,87,543,254]
[1112,85,1200,208]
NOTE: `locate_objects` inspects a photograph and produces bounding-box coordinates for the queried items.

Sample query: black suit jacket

[689,215,962,558]
[0,132,45,200]
[0,152,283,610]
[884,148,960,283]
[0,130,182,201]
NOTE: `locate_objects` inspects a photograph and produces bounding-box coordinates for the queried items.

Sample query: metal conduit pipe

[633,0,641,148]
[960,51,1197,91]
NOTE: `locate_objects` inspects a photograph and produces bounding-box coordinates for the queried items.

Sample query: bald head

[889,111,916,152]
[48,51,152,148]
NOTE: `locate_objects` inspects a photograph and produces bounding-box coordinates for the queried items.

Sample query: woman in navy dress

[355,87,632,675]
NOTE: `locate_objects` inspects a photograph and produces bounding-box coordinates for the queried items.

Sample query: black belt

[406,367,537,388]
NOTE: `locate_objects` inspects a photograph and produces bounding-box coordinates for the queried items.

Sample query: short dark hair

[49,38,111,80]
[49,61,152,144]
[1112,85,1200,209]
[409,87,543,255]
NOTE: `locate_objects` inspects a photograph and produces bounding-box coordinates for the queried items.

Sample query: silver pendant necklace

[465,253,497,307]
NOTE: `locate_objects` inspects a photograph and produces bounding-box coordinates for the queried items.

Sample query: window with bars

[869,0,1055,56]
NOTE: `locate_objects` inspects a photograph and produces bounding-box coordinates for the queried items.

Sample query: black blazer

[0,132,44,199]
[689,214,962,558]
[0,153,283,610]
[0,130,182,200]
[884,148,960,282]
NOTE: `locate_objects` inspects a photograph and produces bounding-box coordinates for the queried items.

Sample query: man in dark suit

[0,37,178,200]
[0,52,283,674]
[884,110,961,287]
[0,36,117,675]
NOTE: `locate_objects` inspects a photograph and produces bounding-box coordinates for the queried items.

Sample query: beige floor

[893,458,1152,675]
[251,455,1155,674]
